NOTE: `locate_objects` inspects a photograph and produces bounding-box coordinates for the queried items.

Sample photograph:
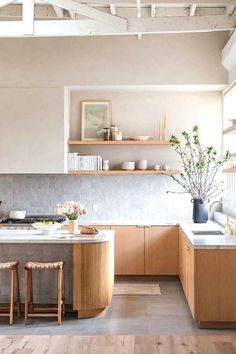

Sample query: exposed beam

[136,0,142,38]
[189,4,197,16]
[136,0,141,17]
[0,15,234,37]
[22,0,34,35]
[45,0,127,30]
[0,0,16,7]
[69,10,76,18]
[49,0,236,4]
[226,5,235,14]
[110,4,116,14]
[151,4,157,17]
[53,5,63,17]
[128,14,236,33]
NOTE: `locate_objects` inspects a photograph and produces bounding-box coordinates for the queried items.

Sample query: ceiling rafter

[189,4,197,15]
[136,0,142,38]
[0,14,235,37]
[0,0,235,37]
[151,4,157,17]
[44,0,127,30]
[22,0,34,35]
[110,4,116,14]
[226,5,235,14]
[53,5,63,17]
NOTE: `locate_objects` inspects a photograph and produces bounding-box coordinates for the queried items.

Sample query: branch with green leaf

[169,126,230,200]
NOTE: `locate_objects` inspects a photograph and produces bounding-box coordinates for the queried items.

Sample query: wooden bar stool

[24,261,65,325]
[0,261,20,325]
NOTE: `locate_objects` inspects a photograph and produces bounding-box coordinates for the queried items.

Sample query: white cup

[153,164,161,170]
[163,165,170,170]
[137,160,148,170]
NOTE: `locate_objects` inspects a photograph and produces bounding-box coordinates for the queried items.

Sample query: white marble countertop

[0,229,114,244]
[179,221,236,249]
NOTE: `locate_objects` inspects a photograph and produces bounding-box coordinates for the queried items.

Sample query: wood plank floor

[0,336,236,354]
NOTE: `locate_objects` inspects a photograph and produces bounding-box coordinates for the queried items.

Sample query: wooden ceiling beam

[189,4,197,15]
[53,5,63,17]
[226,5,235,14]
[22,0,34,35]
[58,0,236,5]
[110,4,117,14]
[45,0,127,29]
[0,14,234,37]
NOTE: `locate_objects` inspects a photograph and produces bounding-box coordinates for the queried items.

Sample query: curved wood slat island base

[0,230,115,319]
[73,240,114,318]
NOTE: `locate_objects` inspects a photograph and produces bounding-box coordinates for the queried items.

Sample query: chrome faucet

[209,199,222,219]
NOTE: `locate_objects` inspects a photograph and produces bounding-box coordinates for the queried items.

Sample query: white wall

[0,32,228,87]
[0,88,65,173]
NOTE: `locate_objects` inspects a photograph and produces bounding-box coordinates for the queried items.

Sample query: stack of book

[68,153,103,171]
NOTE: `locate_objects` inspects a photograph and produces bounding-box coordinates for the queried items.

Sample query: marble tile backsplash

[0,175,192,222]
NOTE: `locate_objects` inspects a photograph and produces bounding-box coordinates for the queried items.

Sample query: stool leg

[62,267,65,318]
[10,269,14,325]
[57,268,62,325]
[25,269,29,325]
[29,269,33,313]
[15,266,21,318]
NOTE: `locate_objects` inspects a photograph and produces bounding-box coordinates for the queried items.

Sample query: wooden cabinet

[93,225,111,230]
[73,240,114,318]
[145,226,179,275]
[113,226,145,275]
[179,230,195,317]
[114,225,179,276]
[179,229,188,296]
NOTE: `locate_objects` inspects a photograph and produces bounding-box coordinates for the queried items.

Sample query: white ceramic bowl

[125,136,153,141]
[9,210,26,219]
[121,161,135,170]
[32,222,63,234]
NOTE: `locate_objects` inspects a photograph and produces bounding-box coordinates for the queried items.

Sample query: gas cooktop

[0,215,66,225]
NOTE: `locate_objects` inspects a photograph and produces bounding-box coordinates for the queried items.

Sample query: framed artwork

[81,100,111,140]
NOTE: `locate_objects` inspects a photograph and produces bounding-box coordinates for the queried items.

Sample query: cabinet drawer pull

[185,245,190,251]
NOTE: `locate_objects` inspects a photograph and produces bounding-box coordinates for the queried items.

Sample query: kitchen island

[0,230,114,318]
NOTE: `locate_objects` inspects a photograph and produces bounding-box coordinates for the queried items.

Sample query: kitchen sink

[192,230,224,236]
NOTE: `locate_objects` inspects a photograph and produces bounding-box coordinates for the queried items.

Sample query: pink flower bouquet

[56,201,87,220]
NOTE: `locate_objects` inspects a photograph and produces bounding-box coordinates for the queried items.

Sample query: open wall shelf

[223,125,236,135]
[69,140,171,145]
[68,170,180,175]
[223,168,236,173]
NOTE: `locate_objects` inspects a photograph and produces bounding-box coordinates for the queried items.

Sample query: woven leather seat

[24,261,64,270]
[24,260,65,325]
[0,261,19,270]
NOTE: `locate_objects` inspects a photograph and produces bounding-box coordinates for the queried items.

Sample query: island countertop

[0,229,114,243]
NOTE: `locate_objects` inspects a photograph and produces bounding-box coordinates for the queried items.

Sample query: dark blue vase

[192,199,208,223]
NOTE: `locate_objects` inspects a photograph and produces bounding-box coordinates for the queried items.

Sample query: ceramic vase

[192,199,208,223]
[68,220,78,234]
